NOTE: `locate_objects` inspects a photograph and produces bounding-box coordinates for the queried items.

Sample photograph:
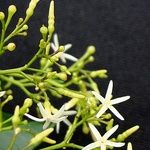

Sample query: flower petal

[63,110,76,116]
[105,80,113,100]
[63,53,78,62]
[37,102,47,118]
[25,113,45,122]
[64,43,72,51]
[82,141,101,150]
[106,141,125,147]
[101,143,106,150]
[43,119,51,130]
[89,123,102,141]
[53,33,59,48]
[56,122,60,134]
[63,118,71,126]
[92,91,105,103]
[103,124,119,139]
[51,43,58,52]
[0,91,6,97]
[53,104,66,118]
[109,106,124,120]
[111,96,130,105]
[127,142,133,150]
[96,105,108,118]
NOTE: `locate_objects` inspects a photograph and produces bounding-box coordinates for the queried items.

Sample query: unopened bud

[87,46,96,55]
[22,24,28,30]
[56,72,67,81]
[8,5,17,16]
[40,25,48,35]
[0,12,5,20]
[12,106,20,127]
[7,43,16,51]
[106,119,114,131]
[65,98,79,110]
[24,98,33,107]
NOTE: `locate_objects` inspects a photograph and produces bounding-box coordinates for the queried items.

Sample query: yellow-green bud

[43,137,56,144]
[87,45,96,55]
[57,88,85,99]
[60,65,71,75]
[88,56,94,62]
[24,98,33,107]
[48,0,55,34]
[106,119,114,131]
[38,82,45,89]
[117,125,139,142]
[8,5,17,16]
[82,123,89,134]
[58,46,64,52]
[65,98,79,110]
[12,105,20,128]
[14,127,21,135]
[40,25,48,35]
[17,18,24,25]
[0,12,5,20]
[7,43,16,51]
[22,24,28,30]
[90,69,107,78]
[30,128,54,145]
[103,113,112,119]
[56,72,67,81]
[39,39,46,49]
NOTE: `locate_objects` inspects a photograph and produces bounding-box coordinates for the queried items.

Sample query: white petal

[92,91,105,103]
[53,104,65,118]
[51,43,58,52]
[56,122,60,134]
[106,141,125,147]
[60,54,67,63]
[105,80,113,100]
[64,43,72,51]
[63,53,78,62]
[25,113,45,122]
[111,96,130,105]
[63,118,71,126]
[52,116,68,123]
[53,33,59,48]
[37,102,47,118]
[63,110,76,116]
[127,142,133,150]
[89,123,102,141]
[109,106,124,120]
[101,144,106,150]
[43,119,50,130]
[96,106,108,118]
[0,91,6,97]
[103,125,119,139]
[82,141,101,150]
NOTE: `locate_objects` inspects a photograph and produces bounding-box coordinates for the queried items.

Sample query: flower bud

[30,128,54,145]
[56,72,67,81]
[43,137,56,144]
[7,43,16,51]
[65,98,79,110]
[58,46,64,52]
[22,24,28,30]
[24,98,33,107]
[117,125,139,142]
[87,46,96,55]
[82,123,89,134]
[48,0,55,34]
[106,119,114,131]
[12,105,21,128]
[14,127,21,135]
[40,25,48,35]
[0,12,5,21]
[8,5,17,16]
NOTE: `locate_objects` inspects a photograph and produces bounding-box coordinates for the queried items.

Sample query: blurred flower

[25,102,76,133]
[83,123,125,150]
[0,91,6,97]
[51,33,78,63]
[92,80,130,120]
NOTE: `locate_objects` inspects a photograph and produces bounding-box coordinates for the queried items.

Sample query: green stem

[0,104,3,131]
[7,131,17,150]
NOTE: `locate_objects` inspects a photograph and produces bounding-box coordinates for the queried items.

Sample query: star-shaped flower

[25,102,76,133]
[0,91,6,97]
[51,33,78,63]
[82,123,125,150]
[92,80,130,120]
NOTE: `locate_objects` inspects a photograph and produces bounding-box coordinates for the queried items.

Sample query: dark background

[0,0,150,149]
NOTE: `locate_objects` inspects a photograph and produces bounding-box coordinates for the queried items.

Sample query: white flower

[25,102,76,133]
[0,91,6,97]
[82,123,125,150]
[92,80,130,120]
[51,33,78,63]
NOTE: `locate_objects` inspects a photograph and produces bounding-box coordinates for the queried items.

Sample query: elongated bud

[0,12,5,21]
[56,88,85,99]
[65,98,79,110]
[43,137,56,144]
[90,69,108,78]
[82,123,89,134]
[6,42,16,51]
[30,128,54,145]
[87,46,96,55]
[22,24,28,30]
[1,95,13,107]
[20,98,32,115]
[60,65,71,75]
[106,119,114,131]
[12,105,21,128]
[117,125,139,142]
[48,0,55,34]
[25,0,39,20]
[8,5,17,16]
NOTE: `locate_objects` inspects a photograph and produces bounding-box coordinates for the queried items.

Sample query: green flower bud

[22,24,28,30]
[24,98,33,107]
[58,45,64,52]
[60,65,71,75]
[7,43,16,51]
[106,119,114,131]
[57,88,85,99]
[43,137,56,144]
[87,45,96,55]
[40,25,48,35]
[117,125,139,142]
[0,12,5,20]
[56,72,67,81]
[12,105,21,128]
[8,5,17,16]
[39,39,46,49]
[14,127,21,135]
[82,123,89,134]
[30,128,54,145]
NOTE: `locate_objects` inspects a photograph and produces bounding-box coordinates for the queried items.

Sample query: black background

[0,0,150,149]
